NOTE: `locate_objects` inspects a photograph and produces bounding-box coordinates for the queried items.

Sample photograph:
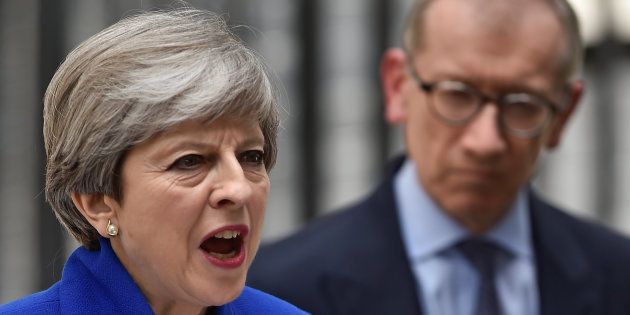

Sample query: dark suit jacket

[0,238,306,315]
[248,158,630,315]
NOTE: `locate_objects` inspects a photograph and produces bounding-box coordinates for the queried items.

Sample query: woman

[0,8,305,315]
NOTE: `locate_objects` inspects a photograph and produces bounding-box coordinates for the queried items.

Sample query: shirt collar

[394,159,534,261]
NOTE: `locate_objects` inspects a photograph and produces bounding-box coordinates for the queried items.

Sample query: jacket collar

[58,238,154,314]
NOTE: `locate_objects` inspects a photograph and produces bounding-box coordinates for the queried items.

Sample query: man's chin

[440,196,510,227]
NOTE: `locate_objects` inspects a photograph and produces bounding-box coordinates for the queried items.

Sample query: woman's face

[107,118,269,312]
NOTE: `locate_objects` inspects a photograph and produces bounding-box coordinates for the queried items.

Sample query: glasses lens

[501,93,550,133]
[431,81,479,123]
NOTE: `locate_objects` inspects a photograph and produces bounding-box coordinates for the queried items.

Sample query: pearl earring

[106,219,118,236]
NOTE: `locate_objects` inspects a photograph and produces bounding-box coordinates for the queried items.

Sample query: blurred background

[1,0,629,303]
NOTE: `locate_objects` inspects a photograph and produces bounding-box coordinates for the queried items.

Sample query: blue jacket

[0,238,306,314]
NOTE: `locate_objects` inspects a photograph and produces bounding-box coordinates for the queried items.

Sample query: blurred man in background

[249,0,630,314]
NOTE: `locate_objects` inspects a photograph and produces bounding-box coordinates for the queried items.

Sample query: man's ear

[546,80,584,149]
[71,192,119,238]
[381,48,410,125]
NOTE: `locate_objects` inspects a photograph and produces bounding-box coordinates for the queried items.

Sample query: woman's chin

[200,277,246,307]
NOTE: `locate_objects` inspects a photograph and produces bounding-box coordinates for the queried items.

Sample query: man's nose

[460,104,508,159]
[208,158,253,210]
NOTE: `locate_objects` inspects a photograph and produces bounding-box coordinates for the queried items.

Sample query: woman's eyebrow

[151,134,265,156]
[239,136,265,148]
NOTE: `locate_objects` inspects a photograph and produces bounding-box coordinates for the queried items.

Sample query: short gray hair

[403,0,584,82]
[44,8,279,250]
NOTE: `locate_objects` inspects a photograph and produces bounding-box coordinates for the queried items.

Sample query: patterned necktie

[457,238,506,315]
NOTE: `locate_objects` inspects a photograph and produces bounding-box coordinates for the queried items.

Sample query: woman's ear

[71,192,119,238]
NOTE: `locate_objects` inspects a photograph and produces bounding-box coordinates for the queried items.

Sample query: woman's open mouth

[200,225,248,268]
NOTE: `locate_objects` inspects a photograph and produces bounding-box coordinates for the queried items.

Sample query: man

[248,0,630,314]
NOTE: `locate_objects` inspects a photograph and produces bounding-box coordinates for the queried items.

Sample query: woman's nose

[208,158,253,210]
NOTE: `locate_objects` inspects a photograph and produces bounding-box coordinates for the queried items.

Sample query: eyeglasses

[408,65,562,138]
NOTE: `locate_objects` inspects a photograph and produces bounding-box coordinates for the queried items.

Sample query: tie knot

[456,238,506,273]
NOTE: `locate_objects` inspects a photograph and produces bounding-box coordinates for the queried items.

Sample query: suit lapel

[323,158,423,314]
[530,193,603,315]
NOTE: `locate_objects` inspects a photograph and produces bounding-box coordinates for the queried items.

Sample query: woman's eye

[239,150,265,166]
[170,154,205,170]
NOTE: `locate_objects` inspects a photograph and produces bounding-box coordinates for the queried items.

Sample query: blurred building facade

[1,0,629,302]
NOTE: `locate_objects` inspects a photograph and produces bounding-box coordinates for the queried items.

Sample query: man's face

[383,0,581,232]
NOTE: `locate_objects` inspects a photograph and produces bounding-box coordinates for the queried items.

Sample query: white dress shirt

[394,160,539,315]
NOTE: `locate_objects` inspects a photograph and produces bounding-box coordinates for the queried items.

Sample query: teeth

[214,230,240,239]
[208,250,237,259]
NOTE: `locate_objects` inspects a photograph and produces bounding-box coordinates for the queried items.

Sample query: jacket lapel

[530,193,603,315]
[322,158,423,314]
